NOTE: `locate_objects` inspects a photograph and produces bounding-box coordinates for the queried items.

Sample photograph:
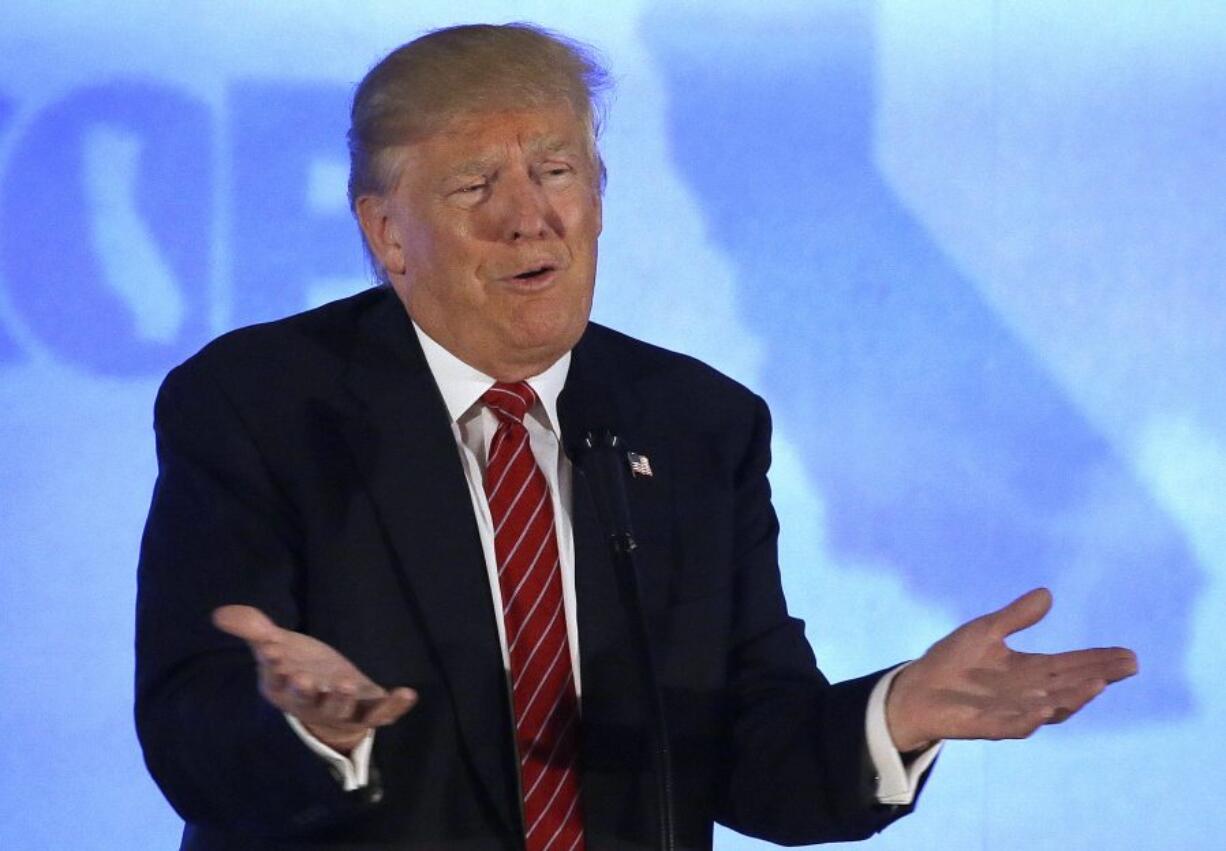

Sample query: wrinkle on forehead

[438,111,587,174]
[387,105,596,194]
[446,137,578,178]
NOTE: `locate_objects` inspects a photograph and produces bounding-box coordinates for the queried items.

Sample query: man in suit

[135,23,1137,850]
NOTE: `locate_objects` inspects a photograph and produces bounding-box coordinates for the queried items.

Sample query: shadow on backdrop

[0,92,23,361]
[641,0,1197,720]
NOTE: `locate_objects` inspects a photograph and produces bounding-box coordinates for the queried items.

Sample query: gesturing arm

[712,393,1136,845]
[135,362,409,835]
[212,605,415,755]
[885,587,1138,752]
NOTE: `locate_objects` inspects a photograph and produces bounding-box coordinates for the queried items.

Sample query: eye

[540,163,574,181]
[448,181,489,206]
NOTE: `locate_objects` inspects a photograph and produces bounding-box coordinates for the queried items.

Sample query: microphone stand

[579,431,676,851]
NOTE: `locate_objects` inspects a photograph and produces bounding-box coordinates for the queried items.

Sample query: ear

[355,194,407,277]
[586,155,600,236]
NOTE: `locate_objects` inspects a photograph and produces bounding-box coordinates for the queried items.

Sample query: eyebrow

[444,136,580,179]
[534,137,575,156]
[447,157,498,179]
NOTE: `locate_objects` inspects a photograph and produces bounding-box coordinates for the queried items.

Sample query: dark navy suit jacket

[135,287,915,849]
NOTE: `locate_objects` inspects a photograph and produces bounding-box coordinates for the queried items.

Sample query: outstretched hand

[885,588,1138,753]
[213,605,417,754]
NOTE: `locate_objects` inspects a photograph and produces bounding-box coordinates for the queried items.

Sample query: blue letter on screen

[1,82,213,376]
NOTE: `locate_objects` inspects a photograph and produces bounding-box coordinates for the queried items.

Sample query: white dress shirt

[291,321,939,805]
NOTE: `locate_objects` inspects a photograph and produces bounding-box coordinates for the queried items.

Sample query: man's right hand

[212,605,417,754]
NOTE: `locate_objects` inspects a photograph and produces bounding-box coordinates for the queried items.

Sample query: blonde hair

[348,22,611,230]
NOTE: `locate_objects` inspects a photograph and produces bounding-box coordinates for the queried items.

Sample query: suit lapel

[560,328,675,640]
[334,294,520,837]
[560,328,677,841]
[333,309,678,841]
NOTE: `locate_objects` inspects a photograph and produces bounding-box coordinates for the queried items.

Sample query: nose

[497,175,554,242]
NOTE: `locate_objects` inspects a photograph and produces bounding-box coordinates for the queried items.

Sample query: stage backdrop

[1,1,1223,848]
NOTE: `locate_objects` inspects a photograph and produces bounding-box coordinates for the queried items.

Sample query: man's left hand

[885,588,1139,753]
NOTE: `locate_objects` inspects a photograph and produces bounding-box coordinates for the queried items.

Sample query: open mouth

[513,265,556,281]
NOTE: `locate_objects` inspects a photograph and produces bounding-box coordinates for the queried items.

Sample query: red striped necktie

[481,382,585,851]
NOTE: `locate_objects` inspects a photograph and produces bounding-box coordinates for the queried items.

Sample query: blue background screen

[1,2,1222,848]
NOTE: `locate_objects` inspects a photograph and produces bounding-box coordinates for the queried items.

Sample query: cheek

[445,225,491,281]
[409,227,485,287]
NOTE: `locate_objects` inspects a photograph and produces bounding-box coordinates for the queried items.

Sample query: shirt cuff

[865,663,942,805]
[284,713,375,791]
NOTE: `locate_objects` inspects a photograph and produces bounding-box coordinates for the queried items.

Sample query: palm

[213,605,417,750]
[886,588,1138,752]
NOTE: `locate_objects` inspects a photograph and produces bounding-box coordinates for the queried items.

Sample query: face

[358,103,603,380]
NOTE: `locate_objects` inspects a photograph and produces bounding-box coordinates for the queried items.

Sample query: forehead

[408,104,588,176]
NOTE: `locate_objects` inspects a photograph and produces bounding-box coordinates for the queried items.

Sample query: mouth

[501,262,562,290]
[511,264,557,281]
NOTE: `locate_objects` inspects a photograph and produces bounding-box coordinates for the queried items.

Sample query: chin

[509,326,579,358]
[509,300,589,352]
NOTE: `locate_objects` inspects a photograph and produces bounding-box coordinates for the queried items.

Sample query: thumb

[983,587,1052,638]
[212,605,281,645]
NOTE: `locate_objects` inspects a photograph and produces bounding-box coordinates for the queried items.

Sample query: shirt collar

[411,320,571,435]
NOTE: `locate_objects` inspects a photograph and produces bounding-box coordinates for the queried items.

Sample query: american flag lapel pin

[626,451,654,478]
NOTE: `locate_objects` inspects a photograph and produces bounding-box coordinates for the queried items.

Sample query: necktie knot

[482,381,537,425]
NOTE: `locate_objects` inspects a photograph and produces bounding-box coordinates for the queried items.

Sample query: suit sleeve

[134,360,380,836]
[714,394,921,844]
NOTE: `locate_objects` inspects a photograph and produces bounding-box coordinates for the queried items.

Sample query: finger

[1102,649,1139,682]
[1022,646,1137,677]
[287,672,320,704]
[259,668,289,698]
[361,687,418,727]
[212,605,281,645]
[1041,679,1108,724]
[982,587,1052,638]
[260,671,322,716]
[1036,653,1139,689]
[316,688,359,723]
[979,704,1052,740]
[253,641,287,670]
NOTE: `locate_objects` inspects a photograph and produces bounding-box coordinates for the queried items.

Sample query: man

[135,23,1137,851]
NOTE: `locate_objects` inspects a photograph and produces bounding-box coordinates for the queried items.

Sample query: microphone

[570,428,675,851]
[576,430,638,556]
